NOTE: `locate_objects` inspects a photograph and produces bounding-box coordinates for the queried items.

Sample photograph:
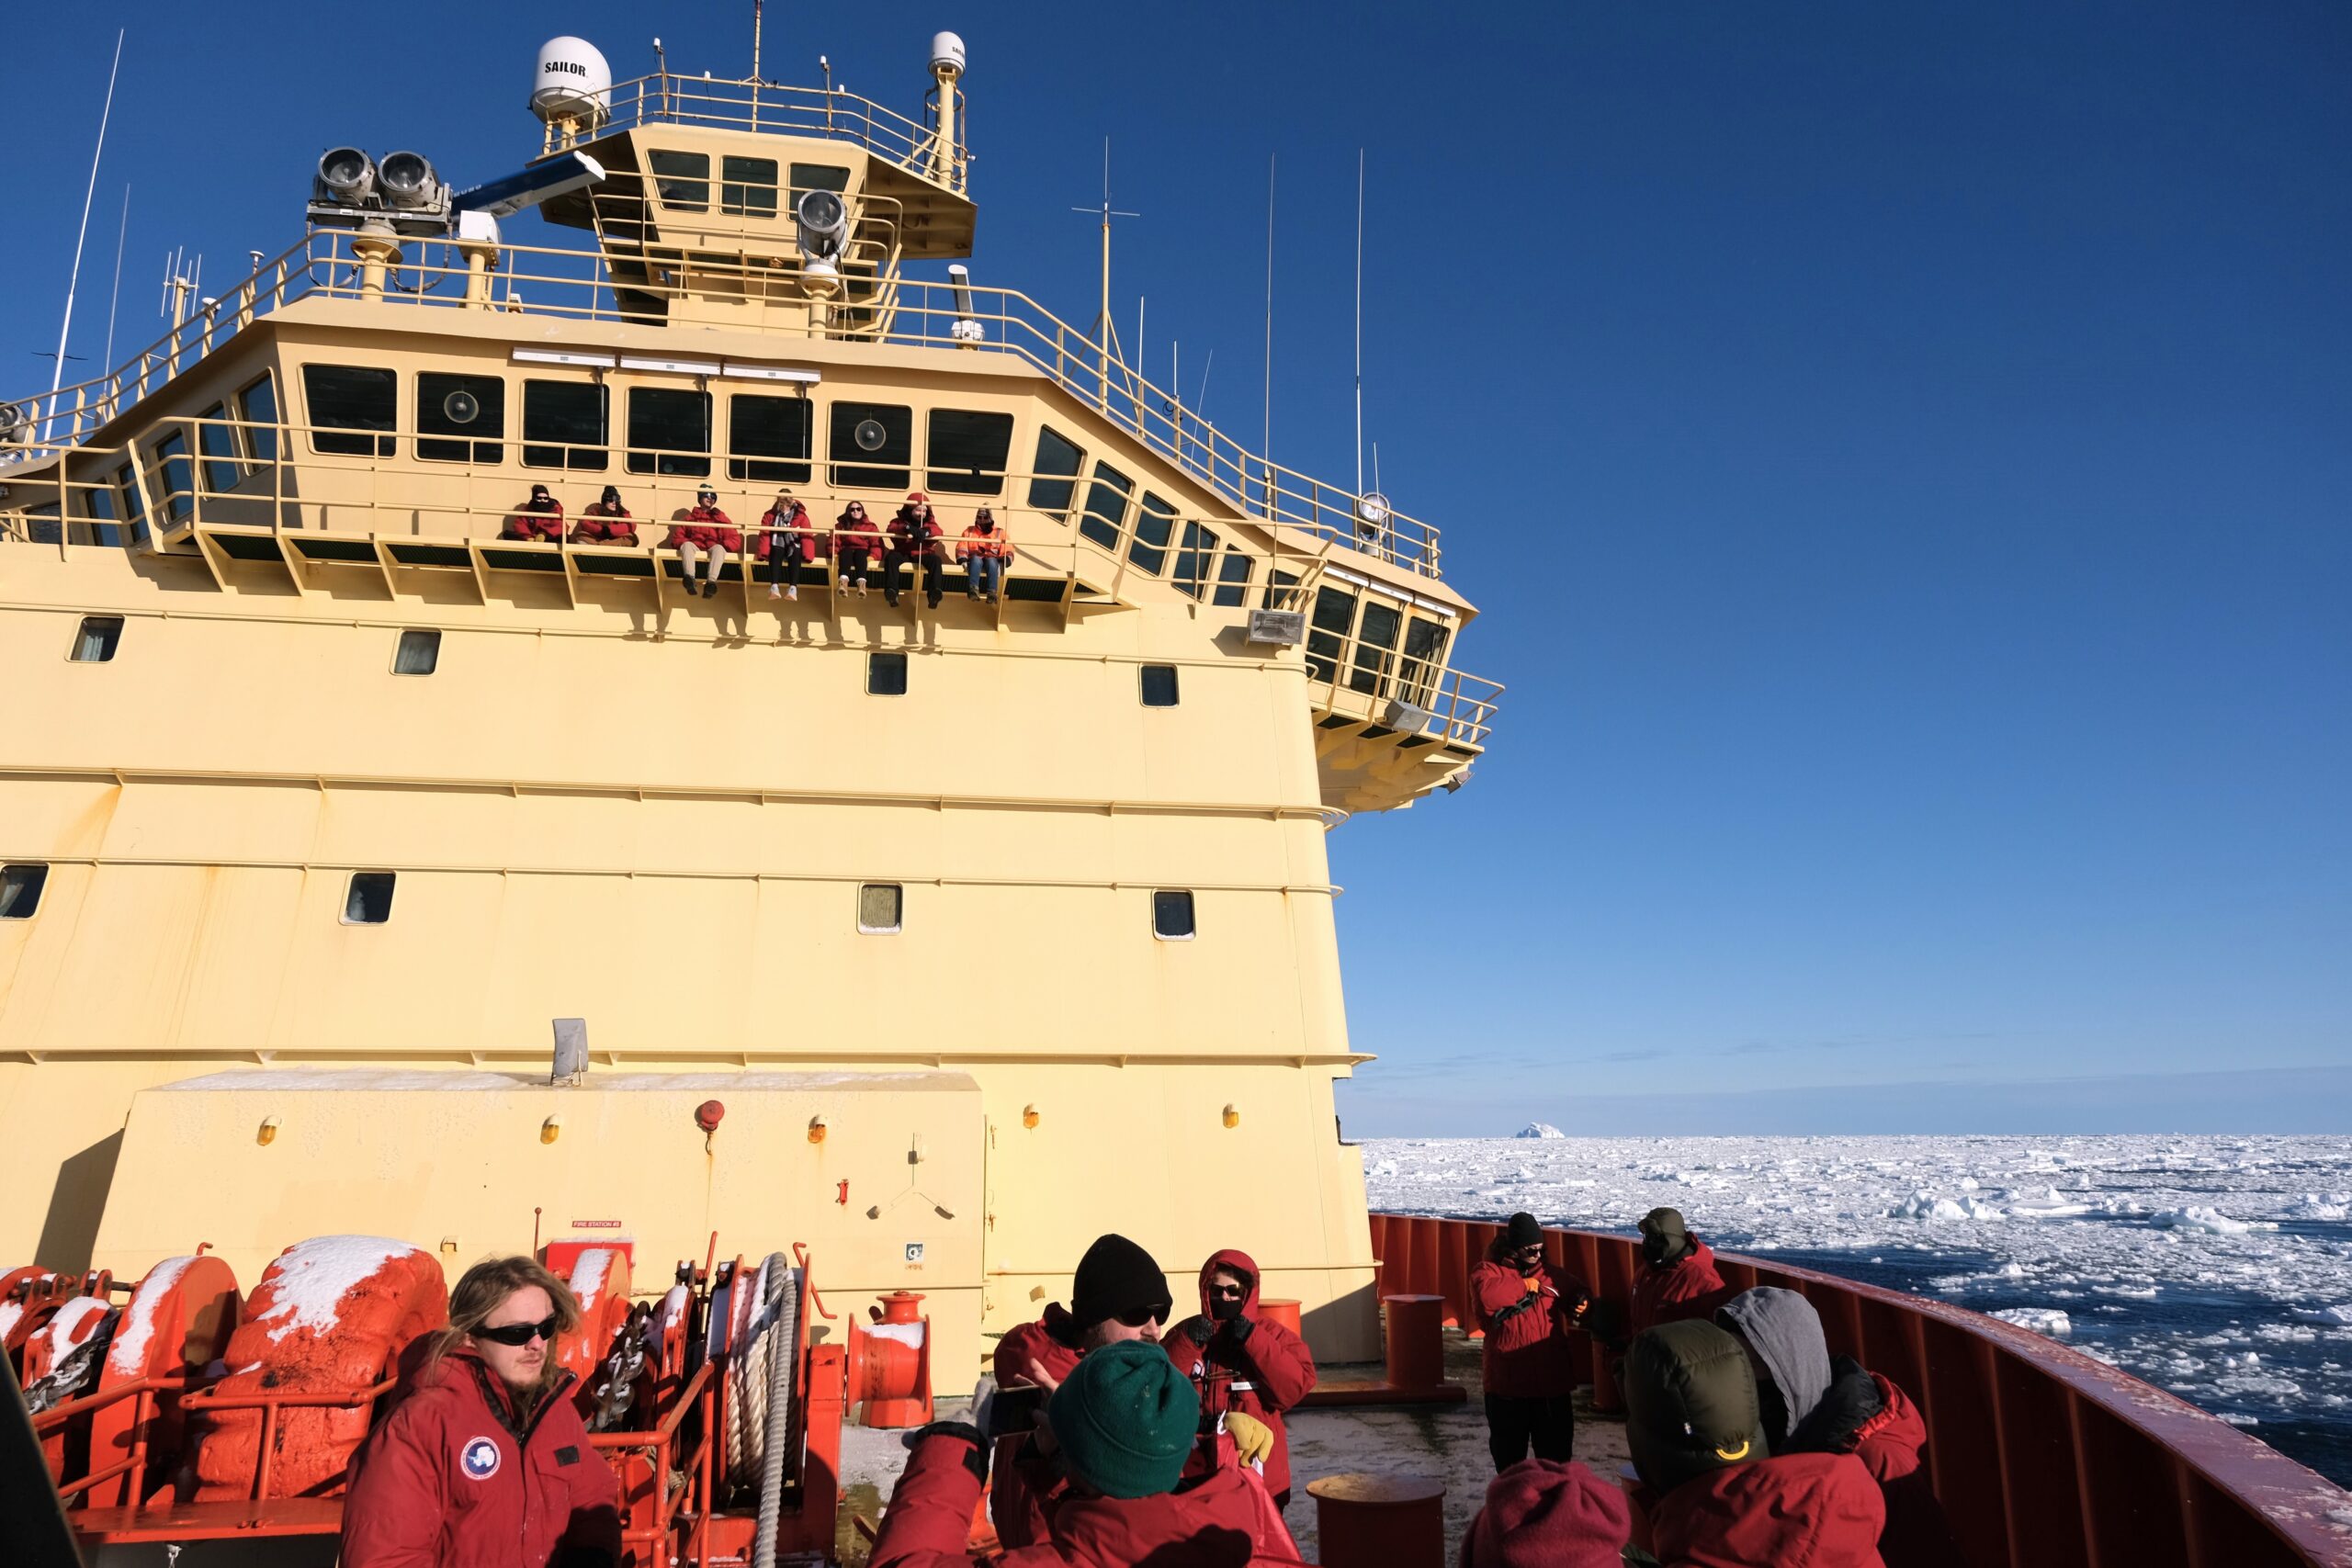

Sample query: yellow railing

[573,72,967,195]
[3,230,1442,579]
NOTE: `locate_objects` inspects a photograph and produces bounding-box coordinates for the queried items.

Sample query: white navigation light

[930,31,967,74]
[531,36,614,123]
[947,263,985,343]
[1355,491,1392,530]
[317,147,376,203]
[378,152,443,211]
[797,186,848,263]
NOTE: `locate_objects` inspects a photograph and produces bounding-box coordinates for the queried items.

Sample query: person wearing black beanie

[1473,1212,1592,1472]
[1069,1233,1174,1337]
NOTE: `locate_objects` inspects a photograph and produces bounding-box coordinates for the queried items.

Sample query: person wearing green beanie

[1047,1338,1200,1498]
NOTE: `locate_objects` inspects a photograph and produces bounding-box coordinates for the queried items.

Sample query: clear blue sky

[5,4,2345,1134]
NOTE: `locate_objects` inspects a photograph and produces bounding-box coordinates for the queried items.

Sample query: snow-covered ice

[1994,1307,2072,1337]
[1518,1123,1565,1139]
[1364,1132,2352,1484]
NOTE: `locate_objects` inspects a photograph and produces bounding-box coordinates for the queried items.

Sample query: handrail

[1369,1213,2352,1568]
[1,227,1442,577]
[571,72,967,195]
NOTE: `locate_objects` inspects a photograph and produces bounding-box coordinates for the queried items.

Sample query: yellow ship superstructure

[0,35,1499,1369]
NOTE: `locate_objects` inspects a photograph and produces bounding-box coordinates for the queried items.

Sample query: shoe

[858,578,870,595]
[703,580,719,598]
[785,585,797,601]
[767,583,783,599]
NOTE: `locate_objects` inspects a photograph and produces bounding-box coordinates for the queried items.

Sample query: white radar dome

[532,36,613,121]
[931,32,967,73]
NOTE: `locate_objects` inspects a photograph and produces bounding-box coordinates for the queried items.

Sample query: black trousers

[884,546,944,607]
[1484,1393,1575,1472]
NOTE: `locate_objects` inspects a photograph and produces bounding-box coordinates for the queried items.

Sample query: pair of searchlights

[311,149,449,234]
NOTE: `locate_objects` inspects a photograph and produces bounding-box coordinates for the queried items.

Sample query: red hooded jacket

[990,1305,1089,1548]
[888,508,945,554]
[663,503,741,553]
[503,498,564,543]
[571,503,637,546]
[340,1350,620,1568]
[1631,1239,1730,1334]
[872,1427,1303,1568]
[1650,1451,1886,1568]
[756,502,817,561]
[1165,1248,1317,1497]
[1846,1375,1965,1568]
[1471,1239,1590,1399]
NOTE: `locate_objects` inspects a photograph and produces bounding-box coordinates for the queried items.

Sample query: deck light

[317,148,375,204]
[541,1114,563,1145]
[256,1115,281,1147]
[797,187,849,280]
[1223,1104,1240,1130]
[378,152,444,212]
[1022,1104,1039,1130]
[808,1114,829,1145]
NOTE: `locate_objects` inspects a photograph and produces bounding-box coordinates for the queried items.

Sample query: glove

[907,1420,989,1483]
[1177,1314,1216,1347]
[1226,1314,1255,1345]
[1523,1274,1545,1296]
[1224,1411,1274,1469]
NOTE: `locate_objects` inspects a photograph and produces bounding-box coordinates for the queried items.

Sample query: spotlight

[797,186,848,266]
[316,147,376,204]
[378,152,444,211]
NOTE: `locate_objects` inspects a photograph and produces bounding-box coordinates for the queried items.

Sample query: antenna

[101,185,129,376]
[48,28,125,419]
[1069,137,1138,408]
[1262,152,1275,502]
[1354,147,1364,499]
[752,0,764,81]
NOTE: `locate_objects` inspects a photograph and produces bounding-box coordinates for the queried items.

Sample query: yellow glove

[1224,1411,1274,1469]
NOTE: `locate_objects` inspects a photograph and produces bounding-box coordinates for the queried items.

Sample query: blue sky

[3,4,2344,1134]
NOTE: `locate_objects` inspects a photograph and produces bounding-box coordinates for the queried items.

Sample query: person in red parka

[872,1339,1299,1568]
[1631,1207,1730,1333]
[1166,1248,1317,1508]
[571,484,639,546]
[1460,1457,1631,1568]
[501,483,564,543]
[663,485,741,598]
[834,500,880,594]
[1623,1318,1885,1568]
[1472,1212,1592,1472]
[342,1255,620,1568]
[990,1233,1175,1549]
[1715,1289,1964,1568]
[884,491,946,609]
[757,490,815,601]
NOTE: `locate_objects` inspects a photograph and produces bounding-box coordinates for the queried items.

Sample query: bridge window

[522,380,607,470]
[1262,569,1301,612]
[650,150,710,212]
[627,388,712,476]
[344,871,396,925]
[1212,549,1254,608]
[1171,522,1219,599]
[1151,890,1195,941]
[1306,586,1356,683]
[1078,462,1132,550]
[418,372,505,465]
[77,482,120,548]
[1139,664,1180,707]
[71,615,123,662]
[926,409,1013,495]
[830,401,911,491]
[1128,493,1175,574]
[198,404,243,494]
[1351,599,1402,695]
[394,628,442,675]
[858,883,903,934]
[237,374,278,465]
[0,863,47,919]
[728,394,812,482]
[721,155,779,218]
[866,650,909,695]
[1398,617,1450,702]
[302,364,398,457]
[1028,427,1084,518]
[113,463,148,547]
[149,433,195,522]
[791,164,851,198]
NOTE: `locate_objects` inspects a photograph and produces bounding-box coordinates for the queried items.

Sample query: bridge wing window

[1213,548,1254,608]
[1128,492,1175,575]
[236,374,278,465]
[926,409,1013,496]
[721,155,779,218]
[1077,464,1132,551]
[77,479,120,548]
[302,364,397,457]
[522,380,607,470]
[1398,616,1450,702]
[1351,599,1403,695]
[830,401,912,491]
[149,432,195,523]
[728,394,812,482]
[197,404,242,496]
[1028,427,1085,518]
[418,372,505,465]
[114,463,148,546]
[627,387,712,477]
[791,164,851,197]
[650,150,710,212]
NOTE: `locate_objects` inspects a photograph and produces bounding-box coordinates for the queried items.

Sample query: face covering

[1208,1289,1246,1322]
[1643,1231,1682,1267]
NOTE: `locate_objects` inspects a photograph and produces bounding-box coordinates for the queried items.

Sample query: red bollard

[1260,1298,1303,1339]
[1383,1294,1445,1393]
[1307,1472,1446,1568]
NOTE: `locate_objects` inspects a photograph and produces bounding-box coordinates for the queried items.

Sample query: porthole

[0,863,48,919]
[393,628,441,675]
[1152,890,1196,941]
[344,872,396,925]
[867,651,908,695]
[1139,665,1180,708]
[70,615,123,662]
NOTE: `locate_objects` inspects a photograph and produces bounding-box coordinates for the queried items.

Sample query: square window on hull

[858,883,903,933]
[0,863,48,919]
[1152,889,1195,940]
[1140,664,1180,707]
[867,650,909,695]
[72,616,123,662]
[394,628,441,674]
[344,871,396,924]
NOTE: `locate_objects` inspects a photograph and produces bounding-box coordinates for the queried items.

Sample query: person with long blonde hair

[343,1256,621,1568]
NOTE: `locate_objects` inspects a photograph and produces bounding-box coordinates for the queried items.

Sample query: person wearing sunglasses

[1167,1247,1317,1511]
[342,1256,621,1568]
[987,1232,1174,1550]
[1472,1212,1594,1474]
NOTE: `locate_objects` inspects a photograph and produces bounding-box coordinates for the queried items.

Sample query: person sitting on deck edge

[956,505,1012,603]
[664,485,741,599]
[885,491,947,609]
[571,484,638,546]
[759,490,814,601]
[501,483,564,543]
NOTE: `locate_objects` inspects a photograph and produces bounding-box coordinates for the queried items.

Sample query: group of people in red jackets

[1461,1206,1962,1568]
[499,484,1013,606]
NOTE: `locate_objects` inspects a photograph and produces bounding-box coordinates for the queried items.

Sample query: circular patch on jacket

[459,1436,502,1480]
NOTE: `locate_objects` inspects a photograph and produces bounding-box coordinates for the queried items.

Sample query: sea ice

[1994,1307,2072,1337]
[1518,1123,1565,1139]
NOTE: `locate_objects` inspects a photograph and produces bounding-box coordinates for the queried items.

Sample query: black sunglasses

[475,1314,560,1347]
[1114,1302,1171,1329]
[1208,1284,1247,1300]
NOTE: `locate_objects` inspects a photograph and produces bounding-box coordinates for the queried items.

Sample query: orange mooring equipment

[850,1289,934,1427]
[14,1234,851,1565]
